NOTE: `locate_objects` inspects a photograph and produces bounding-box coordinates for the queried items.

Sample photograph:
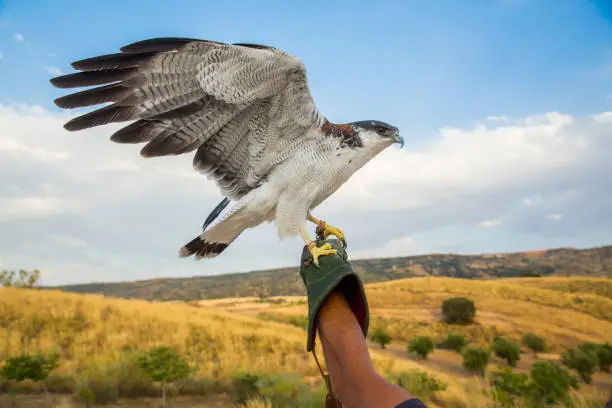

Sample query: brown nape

[321,120,358,138]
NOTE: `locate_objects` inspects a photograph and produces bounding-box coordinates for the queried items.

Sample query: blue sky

[1,0,612,285]
[2,0,611,133]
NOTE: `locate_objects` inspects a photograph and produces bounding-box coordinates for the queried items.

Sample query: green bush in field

[74,352,153,405]
[137,347,192,407]
[407,336,435,360]
[521,333,546,357]
[231,371,265,404]
[370,328,392,349]
[462,346,490,377]
[490,368,531,407]
[232,372,326,408]
[561,347,598,384]
[441,297,476,325]
[595,342,612,372]
[529,360,578,405]
[255,374,310,407]
[492,337,521,367]
[0,352,59,399]
[439,333,467,352]
[577,341,612,373]
[389,370,447,401]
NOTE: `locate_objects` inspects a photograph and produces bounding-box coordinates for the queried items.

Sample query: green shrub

[74,359,121,405]
[596,342,612,372]
[529,360,578,405]
[0,352,59,401]
[255,374,310,407]
[521,333,546,357]
[490,368,531,407]
[462,346,490,377]
[231,371,265,404]
[441,297,475,324]
[389,370,447,401]
[492,337,521,367]
[73,352,153,405]
[233,373,326,408]
[0,352,59,385]
[138,347,192,407]
[370,328,392,349]
[439,333,467,352]
[577,341,612,373]
[407,337,435,360]
[561,348,598,384]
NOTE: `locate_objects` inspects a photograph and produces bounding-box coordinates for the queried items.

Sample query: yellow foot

[315,221,347,248]
[307,241,338,266]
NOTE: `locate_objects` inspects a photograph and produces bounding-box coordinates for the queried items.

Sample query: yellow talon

[308,214,347,247]
[308,242,338,266]
[317,222,345,242]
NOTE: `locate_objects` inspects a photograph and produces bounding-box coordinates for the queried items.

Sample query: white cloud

[484,115,509,123]
[49,234,88,248]
[0,104,611,285]
[0,196,73,221]
[545,213,564,221]
[477,219,503,228]
[351,235,418,259]
[45,67,63,76]
[14,33,24,42]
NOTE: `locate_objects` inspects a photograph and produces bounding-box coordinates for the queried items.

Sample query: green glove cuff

[299,238,369,352]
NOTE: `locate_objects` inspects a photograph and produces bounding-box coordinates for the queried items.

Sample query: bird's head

[350,120,404,149]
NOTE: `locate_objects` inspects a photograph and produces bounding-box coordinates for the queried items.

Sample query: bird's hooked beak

[392,130,404,148]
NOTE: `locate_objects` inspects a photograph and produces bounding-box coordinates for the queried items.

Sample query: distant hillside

[50,244,612,301]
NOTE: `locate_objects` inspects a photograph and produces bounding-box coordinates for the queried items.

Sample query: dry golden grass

[0,287,316,382]
[1,277,611,407]
[503,276,612,299]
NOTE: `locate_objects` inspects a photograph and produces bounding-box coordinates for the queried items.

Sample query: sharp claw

[308,242,337,267]
[314,220,347,247]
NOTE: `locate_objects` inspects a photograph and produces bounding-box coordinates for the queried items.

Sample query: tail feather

[179,236,230,259]
[179,198,245,260]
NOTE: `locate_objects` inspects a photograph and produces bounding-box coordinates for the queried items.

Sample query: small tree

[492,337,521,367]
[370,328,392,349]
[577,341,612,373]
[595,342,612,373]
[390,370,447,401]
[137,347,192,407]
[408,337,435,360]
[462,346,490,377]
[521,333,546,357]
[561,348,598,384]
[530,360,578,405]
[441,297,475,324]
[0,269,41,288]
[440,333,467,352]
[490,368,532,406]
[0,352,59,403]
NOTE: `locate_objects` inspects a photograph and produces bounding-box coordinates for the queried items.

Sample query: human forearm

[318,291,413,407]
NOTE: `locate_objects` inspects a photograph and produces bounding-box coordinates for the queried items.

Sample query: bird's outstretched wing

[50,37,326,200]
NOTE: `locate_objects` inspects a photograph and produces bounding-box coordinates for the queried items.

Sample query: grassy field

[1,277,611,407]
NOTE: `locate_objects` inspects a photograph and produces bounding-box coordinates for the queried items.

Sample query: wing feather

[50,37,325,200]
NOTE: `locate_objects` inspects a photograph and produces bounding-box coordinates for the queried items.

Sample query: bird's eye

[376,126,387,133]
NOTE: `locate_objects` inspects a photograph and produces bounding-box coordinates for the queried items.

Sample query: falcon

[50,37,404,265]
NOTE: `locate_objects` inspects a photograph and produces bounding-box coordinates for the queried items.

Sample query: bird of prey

[50,37,403,265]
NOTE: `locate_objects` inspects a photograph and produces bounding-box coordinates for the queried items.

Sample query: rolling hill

[52,244,612,301]
[2,276,611,407]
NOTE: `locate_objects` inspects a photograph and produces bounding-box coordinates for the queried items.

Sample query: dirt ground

[0,394,233,408]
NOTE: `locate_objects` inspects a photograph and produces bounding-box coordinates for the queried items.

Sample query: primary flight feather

[50,37,404,265]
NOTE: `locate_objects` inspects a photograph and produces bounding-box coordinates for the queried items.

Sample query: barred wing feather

[50,37,326,200]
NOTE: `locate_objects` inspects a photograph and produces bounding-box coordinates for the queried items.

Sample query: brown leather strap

[311,339,342,407]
